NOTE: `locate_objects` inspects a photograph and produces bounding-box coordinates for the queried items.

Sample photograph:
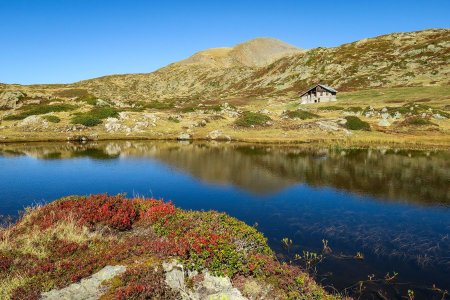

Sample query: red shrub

[0,254,13,271]
[139,201,176,223]
[29,195,179,231]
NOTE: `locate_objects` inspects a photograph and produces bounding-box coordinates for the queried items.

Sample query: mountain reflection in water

[1,141,448,205]
[0,141,449,299]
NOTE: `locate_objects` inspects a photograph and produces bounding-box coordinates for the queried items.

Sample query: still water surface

[0,141,449,299]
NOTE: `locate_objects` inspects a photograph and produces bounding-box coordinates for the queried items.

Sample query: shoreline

[1,134,449,150]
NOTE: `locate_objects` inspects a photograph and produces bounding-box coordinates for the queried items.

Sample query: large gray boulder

[41,265,126,300]
[0,91,25,109]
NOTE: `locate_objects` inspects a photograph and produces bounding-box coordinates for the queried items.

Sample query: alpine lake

[0,141,449,299]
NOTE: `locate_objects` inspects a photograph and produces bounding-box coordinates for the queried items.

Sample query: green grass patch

[71,107,119,127]
[43,115,61,123]
[3,103,76,120]
[344,116,370,131]
[283,110,319,120]
[317,106,344,111]
[235,111,272,127]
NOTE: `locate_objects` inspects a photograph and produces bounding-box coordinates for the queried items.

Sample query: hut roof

[300,84,337,96]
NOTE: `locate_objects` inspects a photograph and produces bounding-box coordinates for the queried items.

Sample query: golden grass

[0,208,99,259]
[0,273,28,300]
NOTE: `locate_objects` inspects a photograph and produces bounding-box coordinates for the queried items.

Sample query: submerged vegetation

[0,194,334,299]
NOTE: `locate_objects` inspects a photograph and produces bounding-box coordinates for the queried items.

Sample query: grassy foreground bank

[0,195,336,300]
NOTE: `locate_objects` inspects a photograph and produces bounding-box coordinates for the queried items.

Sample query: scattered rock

[41,265,126,300]
[67,124,87,132]
[104,118,122,132]
[177,133,192,140]
[206,130,231,141]
[95,99,110,106]
[259,109,270,115]
[17,115,49,131]
[162,261,186,291]
[378,118,391,127]
[67,135,92,142]
[433,113,446,120]
[393,112,402,119]
[316,121,340,131]
[381,107,388,113]
[163,260,247,300]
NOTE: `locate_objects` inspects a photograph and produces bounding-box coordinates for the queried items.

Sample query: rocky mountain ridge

[1,29,449,105]
[71,28,450,103]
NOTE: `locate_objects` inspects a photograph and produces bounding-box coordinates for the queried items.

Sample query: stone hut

[300,84,337,104]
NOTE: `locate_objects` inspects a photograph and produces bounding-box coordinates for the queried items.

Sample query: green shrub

[77,95,98,106]
[43,115,61,123]
[3,103,76,120]
[317,106,344,111]
[235,112,272,127]
[71,115,102,127]
[284,110,319,120]
[88,107,119,119]
[344,116,370,130]
[71,107,119,127]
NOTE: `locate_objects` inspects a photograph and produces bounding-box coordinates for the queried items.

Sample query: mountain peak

[177,37,302,68]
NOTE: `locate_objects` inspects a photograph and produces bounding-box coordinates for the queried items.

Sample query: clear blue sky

[1,0,449,84]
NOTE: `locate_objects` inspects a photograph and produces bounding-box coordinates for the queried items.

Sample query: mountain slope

[70,29,449,103]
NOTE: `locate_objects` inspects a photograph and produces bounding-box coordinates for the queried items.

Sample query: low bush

[402,116,435,126]
[43,115,61,123]
[70,115,102,127]
[4,103,76,120]
[344,116,370,130]
[235,112,272,127]
[71,107,119,127]
[283,110,319,120]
